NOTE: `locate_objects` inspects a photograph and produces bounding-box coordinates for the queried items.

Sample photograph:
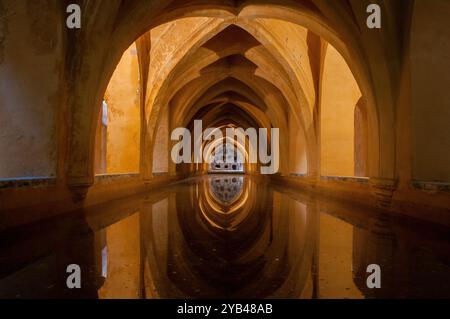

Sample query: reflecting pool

[0,175,450,299]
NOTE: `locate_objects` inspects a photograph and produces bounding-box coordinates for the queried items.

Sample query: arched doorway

[66,1,388,190]
[209,143,245,174]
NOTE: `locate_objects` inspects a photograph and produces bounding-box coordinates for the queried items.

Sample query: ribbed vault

[63,0,410,195]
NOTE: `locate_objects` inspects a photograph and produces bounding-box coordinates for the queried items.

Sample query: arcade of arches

[1,2,450,248]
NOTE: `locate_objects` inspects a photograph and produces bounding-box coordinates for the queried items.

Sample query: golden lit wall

[320,45,361,177]
[104,44,140,174]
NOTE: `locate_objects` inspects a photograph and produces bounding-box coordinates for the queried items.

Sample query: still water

[0,175,450,299]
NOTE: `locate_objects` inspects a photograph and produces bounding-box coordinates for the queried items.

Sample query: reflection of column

[309,201,320,300]
[139,200,149,298]
[151,199,169,274]
[56,218,99,299]
[0,217,100,299]
[352,214,396,298]
[97,212,141,299]
[140,197,154,298]
[140,196,171,298]
[318,212,364,299]
[95,229,107,289]
[343,213,450,298]
[288,199,315,299]
[267,194,317,299]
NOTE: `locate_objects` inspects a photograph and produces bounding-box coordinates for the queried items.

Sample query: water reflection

[208,176,244,206]
[148,177,315,298]
[0,176,449,299]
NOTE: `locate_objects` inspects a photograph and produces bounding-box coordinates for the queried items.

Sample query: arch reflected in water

[1,177,450,299]
[143,175,317,298]
[208,176,245,206]
[199,175,252,231]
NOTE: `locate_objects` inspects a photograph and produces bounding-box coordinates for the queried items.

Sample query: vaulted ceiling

[64,0,412,185]
[139,16,322,175]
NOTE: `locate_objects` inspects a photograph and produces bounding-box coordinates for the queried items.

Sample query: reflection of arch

[209,176,244,205]
[143,176,319,298]
[199,176,251,231]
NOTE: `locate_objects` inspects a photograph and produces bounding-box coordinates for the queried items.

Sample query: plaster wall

[320,45,361,177]
[104,44,140,174]
[0,2,63,178]
[410,0,450,182]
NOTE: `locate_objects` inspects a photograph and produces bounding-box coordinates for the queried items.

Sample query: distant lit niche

[209,144,244,174]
